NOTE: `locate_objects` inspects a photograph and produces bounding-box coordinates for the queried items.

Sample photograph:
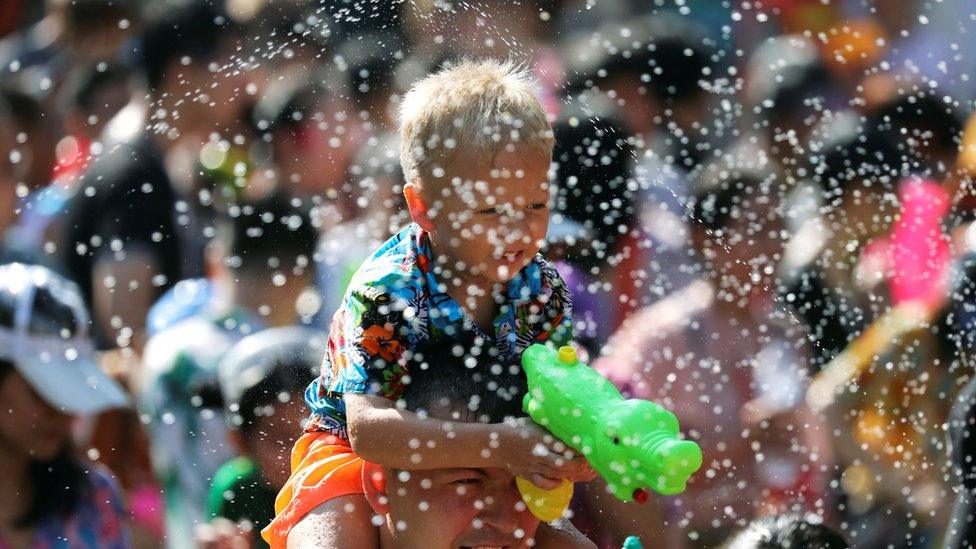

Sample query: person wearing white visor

[0,263,130,548]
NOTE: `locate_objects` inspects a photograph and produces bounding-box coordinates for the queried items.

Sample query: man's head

[58,64,131,141]
[810,115,901,254]
[363,338,539,548]
[398,59,554,285]
[690,164,786,293]
[209,192,318,326]
[0,88,57,192]
[219,327,324,489]
[252,78,362,199]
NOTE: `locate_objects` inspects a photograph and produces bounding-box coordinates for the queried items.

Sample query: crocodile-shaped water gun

[516,344,703,521]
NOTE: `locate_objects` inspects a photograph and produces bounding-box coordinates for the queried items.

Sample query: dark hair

[252,80,330,138]
[722,514,848,549]
[59,64,129,114]
[399,336,527,423]
[869,91,962,176]
[810,117,901,199]
[237,358,317,438]
[0,87,46,133]
[217,191,317,274]
[690,170,770,233]
[566,14,711,103]
[551,115,636,264]
[138,0,241,92]
[0,360,86,528]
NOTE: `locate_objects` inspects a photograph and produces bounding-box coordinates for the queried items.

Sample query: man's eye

[452,478,482,487]
[527,203,547,210]
[477,207,500,215]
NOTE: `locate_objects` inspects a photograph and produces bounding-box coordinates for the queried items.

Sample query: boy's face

[421,146,551,285]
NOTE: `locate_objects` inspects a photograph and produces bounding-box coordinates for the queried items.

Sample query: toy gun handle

[516,477,573,522]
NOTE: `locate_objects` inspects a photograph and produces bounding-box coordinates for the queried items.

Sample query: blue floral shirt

[305,223,573,438]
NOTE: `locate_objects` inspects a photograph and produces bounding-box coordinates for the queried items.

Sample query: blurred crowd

[3,0,976,547]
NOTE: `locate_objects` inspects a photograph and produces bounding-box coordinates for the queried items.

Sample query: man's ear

[404,181,435,233]
[362,461,391,516]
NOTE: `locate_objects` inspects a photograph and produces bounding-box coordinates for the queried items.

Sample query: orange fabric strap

[261,433,365,548]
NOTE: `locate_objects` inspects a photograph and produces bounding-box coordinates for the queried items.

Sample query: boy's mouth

[494,250,524,263]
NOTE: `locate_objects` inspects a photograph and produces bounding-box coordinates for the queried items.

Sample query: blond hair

[398,58,555,186]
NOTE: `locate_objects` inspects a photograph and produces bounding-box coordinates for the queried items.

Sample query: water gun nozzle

[632,488,649,504]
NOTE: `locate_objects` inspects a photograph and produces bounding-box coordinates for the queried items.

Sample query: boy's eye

[477,207,501,215]
[527,203,547,210]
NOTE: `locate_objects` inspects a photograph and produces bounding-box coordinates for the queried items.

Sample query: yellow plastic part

[557,346,577,365]
[516,477,574,522]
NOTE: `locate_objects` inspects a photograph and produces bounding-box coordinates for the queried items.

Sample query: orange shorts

[261,432,365,548]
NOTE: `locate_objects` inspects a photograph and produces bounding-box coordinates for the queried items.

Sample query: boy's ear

[362,461,391,516]
[404,181,435,233]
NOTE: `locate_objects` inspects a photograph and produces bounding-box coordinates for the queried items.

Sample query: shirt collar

[413,226,542,324]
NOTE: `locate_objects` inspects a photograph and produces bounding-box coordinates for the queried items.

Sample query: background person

[0,262,130,547]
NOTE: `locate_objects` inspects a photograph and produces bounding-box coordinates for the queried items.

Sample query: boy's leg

[286,494,377,549]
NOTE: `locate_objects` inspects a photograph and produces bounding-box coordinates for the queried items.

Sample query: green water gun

[516,344,703,522]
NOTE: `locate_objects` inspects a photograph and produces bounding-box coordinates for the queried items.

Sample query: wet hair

[400,335,527,423]
[0,360,86,528]
[216,191,317,275]
[722,514,848,549]
[137,0,241,92]
[551,115,636,257]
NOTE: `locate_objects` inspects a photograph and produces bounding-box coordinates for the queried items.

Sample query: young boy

[263,59,595,547]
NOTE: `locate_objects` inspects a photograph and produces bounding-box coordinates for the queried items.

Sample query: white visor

[0,263,128,414]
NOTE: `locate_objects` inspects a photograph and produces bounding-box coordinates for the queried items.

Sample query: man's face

[377,465,541,549]
[423,146,551,286]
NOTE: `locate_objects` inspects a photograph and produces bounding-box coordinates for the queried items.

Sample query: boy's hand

[497,418,595,489]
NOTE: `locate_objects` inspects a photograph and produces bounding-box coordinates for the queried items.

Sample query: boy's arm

[345,394,590,485]
[345,393,502,470]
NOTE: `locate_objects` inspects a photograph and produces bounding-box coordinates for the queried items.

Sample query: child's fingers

[529,473,563,490]
[576,464,597,482]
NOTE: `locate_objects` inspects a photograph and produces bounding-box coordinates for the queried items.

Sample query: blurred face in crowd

[63,3,137,66]
[232,264,316,327]
[243,394,308,490]
[408,145,551,286]
[273,96,364,199]
[0,369,72,462]
[694,185,788,294]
